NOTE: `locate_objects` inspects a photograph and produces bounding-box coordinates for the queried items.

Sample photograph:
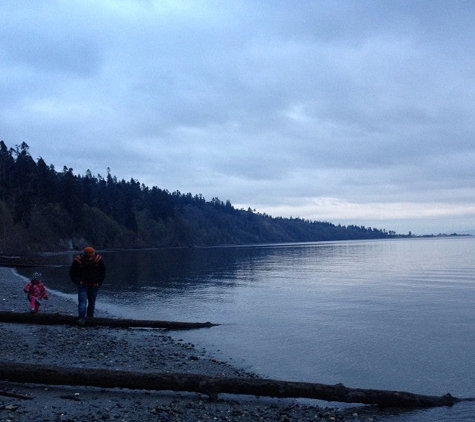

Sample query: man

[69,246,106,325]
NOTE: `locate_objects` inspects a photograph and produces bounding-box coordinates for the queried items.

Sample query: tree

[0,140,398,253]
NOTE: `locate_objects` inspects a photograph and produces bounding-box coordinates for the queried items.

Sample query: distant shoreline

[0,233,472,265]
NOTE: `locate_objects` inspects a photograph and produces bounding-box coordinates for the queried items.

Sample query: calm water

[18,237,475,421]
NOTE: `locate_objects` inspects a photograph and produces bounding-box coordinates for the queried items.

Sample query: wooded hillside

[0,141,396,253]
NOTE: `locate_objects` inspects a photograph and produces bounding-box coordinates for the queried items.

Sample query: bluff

[0,141,395,253]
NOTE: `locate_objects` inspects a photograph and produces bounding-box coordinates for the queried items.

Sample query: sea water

[20,237,475,421]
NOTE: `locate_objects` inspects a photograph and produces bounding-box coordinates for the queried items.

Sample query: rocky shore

[0,267,385,421]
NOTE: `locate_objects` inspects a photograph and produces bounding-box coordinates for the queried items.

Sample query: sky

[1,0,475,236]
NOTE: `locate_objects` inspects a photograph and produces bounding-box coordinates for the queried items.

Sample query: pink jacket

[23,282,49,300]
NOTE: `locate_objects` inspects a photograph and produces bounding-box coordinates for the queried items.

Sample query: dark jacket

[69,253,106,286]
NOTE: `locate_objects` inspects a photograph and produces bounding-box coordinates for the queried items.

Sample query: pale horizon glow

[246,198,475,235]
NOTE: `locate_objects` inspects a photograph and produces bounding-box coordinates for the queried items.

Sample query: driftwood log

[0,389,34,400]
[0,362,467,408]
[0,256,50,268]
[0,311,218,330]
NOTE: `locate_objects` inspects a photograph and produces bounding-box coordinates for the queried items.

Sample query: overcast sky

[2,1,475,235]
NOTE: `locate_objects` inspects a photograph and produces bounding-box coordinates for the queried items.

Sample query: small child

[23,272,49,313]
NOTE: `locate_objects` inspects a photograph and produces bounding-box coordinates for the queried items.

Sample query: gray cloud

[1,0,475,234]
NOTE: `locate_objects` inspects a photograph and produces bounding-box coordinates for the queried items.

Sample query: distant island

[0,141,467,254]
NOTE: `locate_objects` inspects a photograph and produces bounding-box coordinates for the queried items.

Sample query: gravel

[0,267,387,421]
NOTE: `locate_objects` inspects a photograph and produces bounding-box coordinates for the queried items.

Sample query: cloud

[1,0,475,234]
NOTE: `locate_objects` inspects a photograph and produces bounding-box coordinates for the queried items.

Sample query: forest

[0,141,397,253]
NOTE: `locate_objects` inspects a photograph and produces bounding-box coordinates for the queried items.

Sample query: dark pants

[78,284,99,318]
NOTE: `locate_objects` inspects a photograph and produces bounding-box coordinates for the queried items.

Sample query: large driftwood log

[0,389,34,400]
[0,311,217,330]
[0,256,50,268]
[0,362,466,408]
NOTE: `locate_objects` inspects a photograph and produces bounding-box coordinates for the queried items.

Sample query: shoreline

[0,267,382,421]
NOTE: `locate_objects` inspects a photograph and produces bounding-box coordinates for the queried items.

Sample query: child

[23,272,49,313]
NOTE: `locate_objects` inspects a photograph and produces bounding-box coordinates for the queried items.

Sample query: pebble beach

[0,266,385,421]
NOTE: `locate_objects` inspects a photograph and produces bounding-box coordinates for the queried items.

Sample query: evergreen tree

[0,141,398,253]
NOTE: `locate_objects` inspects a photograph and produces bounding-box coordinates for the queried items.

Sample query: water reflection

[21,241,376,296]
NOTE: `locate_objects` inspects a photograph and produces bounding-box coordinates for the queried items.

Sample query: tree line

[0,141,397,253]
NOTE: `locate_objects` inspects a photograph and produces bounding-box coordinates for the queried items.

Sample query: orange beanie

[83,247,95,256]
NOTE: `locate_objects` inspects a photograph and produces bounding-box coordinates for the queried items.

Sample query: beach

[0,267,381,421]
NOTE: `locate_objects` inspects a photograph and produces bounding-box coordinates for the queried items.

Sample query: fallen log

[0,389,34,400]
[0,361,468,408]
[0,255,50,268]
[0,311,218,330]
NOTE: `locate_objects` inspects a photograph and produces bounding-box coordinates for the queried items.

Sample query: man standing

[69,246,106,325]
